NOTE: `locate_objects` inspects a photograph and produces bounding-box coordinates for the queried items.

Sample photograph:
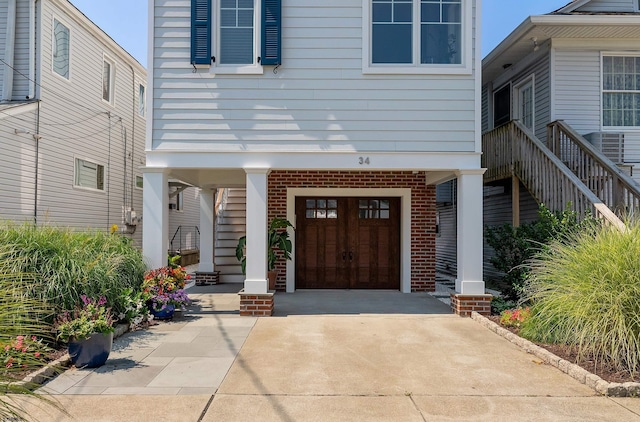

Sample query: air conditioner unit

[584,132,624,164]
[124,209,137,226]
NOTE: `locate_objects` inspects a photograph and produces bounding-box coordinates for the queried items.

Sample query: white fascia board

[530,14,640,26]
[482,17,534,69]
[144,151,482,172]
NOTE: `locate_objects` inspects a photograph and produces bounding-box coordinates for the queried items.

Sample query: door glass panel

[359,199,391,219]
[305,198,338,219]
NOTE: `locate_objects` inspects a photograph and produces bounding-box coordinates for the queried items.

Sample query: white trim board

[285,187,412,294]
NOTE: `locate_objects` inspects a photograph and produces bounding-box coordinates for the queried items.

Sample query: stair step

[216,256,241,266]
[222,209,246,218]
[219,274,245,283]
[216,239,240,248]
[216,247,239,256]
[217,225,246,233]
[217,231,245,240]
[219,216,246,226]
[224,203,247,211]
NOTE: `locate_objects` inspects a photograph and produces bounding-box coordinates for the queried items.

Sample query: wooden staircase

[482,120,640,229]
[214,188,246,283]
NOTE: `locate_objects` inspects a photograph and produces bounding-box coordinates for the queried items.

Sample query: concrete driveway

[16,289,640,421]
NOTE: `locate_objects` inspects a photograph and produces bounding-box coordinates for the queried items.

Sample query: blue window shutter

[261,0,281,65]
[191,0,212,65]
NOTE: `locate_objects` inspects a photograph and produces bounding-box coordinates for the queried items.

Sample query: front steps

[215,189,246,283]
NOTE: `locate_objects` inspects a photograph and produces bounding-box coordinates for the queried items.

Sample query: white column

[244,168,269,293]
[456,169,486,294]
[142,169,168,269]
[199,189,215,272]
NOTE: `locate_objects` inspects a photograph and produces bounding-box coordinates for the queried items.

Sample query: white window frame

[52,16,71,80]
[135,175,143,190]
[601,52,640,131]
[74,157,106,193]
[362,0,472,74]
[102,55,116,106]
[208,0,263,75]
[514,75,535,131]
[138,83,146,117]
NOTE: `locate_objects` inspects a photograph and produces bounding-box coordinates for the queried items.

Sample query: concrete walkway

[15,286,640,421]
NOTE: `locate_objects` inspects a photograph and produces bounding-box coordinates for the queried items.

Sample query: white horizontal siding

[0,107,38,223]
[577,0,637,12]
[553,49,602,134]
[152,0,478,153]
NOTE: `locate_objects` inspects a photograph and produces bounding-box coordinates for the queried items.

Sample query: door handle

[349,251,353,261]
[342,251,346,261]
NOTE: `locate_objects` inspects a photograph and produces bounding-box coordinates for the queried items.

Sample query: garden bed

[476,313,640,397]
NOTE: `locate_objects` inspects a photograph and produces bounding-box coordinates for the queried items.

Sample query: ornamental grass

[0,223,146,317]
[519,219,640,375]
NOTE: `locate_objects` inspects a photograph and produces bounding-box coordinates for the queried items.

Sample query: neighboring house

[145,0,487,316]
[437,0,640,282]
[0,0,147,243]
[0,0,200,253]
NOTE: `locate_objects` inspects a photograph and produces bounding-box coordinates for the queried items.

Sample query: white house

[145,0,487,316]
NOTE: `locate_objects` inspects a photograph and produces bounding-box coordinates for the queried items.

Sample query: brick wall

[267,171,436,292]
[450,294,492,317]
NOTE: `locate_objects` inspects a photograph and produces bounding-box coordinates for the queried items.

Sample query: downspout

[2,0,16,101]
[128,64,136,214]
[33,101,41,224]
[107,112,112,231]
[28,0,36,99]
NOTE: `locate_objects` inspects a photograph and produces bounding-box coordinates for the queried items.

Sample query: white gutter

[2,0,17,101]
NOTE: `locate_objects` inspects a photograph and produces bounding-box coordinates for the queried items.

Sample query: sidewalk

[14,287,640,421]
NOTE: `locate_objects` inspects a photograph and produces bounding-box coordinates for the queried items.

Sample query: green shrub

[0,223,146,317]
[519,220,640,375]
[485,204,597,301]
[0,252,60,419]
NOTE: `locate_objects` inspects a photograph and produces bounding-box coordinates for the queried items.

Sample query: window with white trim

[102,56,115,104]
[53,18,70,79]
[365,0,466,73]
[220,0,255,65]
[138,84,146,117]
[515,77,534,131]
[135,175,143,189]
[602,55,640,128]
[75,158,105,191]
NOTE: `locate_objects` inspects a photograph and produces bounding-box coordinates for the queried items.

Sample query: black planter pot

[68,332,113,368]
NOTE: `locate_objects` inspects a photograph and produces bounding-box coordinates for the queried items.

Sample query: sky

[69,0,570,68]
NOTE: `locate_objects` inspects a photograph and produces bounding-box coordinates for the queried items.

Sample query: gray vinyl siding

[152,0,479,153]
[12,0,31,100]
[481,84,488,133]
[435,203,456,277]
[168,187,201,252]
[482,182,538,283]
[0,106,38,223]
[576,0,637,12]
[0,1,7,94]
[553,48,640,182]
[0,0,154,247]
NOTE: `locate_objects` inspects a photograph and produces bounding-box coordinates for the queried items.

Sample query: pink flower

[34,352,41,358]
[4,345,9,351]
[16,336,24,341]
[22,348,28,353]
[31,336,37,341]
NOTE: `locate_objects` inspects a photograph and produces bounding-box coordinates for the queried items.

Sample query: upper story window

[364,0,470,74]
[74,158,105,191]
[602,55,640,128]
[220,0,255,65]
[138,84,146,117]
[102,56,116,105]
[190,0,281,74]
[52,18,70,79]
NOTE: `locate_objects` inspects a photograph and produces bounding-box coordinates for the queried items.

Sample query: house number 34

[358,157,370,165]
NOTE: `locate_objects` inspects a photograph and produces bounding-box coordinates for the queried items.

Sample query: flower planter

[68,332,113,368]
[149,303,175,320]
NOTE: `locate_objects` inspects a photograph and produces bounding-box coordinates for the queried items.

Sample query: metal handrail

[169,225,200,252]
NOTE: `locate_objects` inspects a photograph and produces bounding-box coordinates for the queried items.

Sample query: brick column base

[450,293,492,317]
[239,291,275,317]
[194,271,220,286]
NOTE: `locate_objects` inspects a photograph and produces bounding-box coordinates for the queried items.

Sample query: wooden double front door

[295,197,400,289]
